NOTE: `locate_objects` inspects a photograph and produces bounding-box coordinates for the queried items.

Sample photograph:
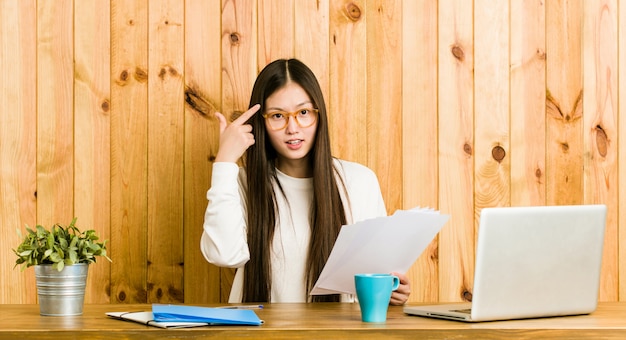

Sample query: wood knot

[156,66,180,80]
[536,48,546,60]
[463,143,473,156]
[231,110,243,122]
[430,244,439,261]
[185,85,216,118]
[491,145,506,163]
[168,285,184,302]
[163,20,181,27]
[451,45,465,61]
[117,291,126,302]
[462,290,473,302]
[535,168,542,179]
[230,32,240,45]
[560,142,569,152]
[595,125,608,157]
[119,70,129,82]
[345,3,362,21]
[134,67,148,83]
[101,100,110,112]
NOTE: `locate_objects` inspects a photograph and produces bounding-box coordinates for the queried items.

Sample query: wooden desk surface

[1,302,626,339]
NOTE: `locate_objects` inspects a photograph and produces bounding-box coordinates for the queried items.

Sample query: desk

[1,302,626,339]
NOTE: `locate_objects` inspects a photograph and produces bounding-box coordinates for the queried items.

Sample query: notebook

[107,304,263,328]
[403,204,607,322]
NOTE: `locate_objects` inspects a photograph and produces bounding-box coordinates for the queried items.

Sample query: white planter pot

[34,264,89,316]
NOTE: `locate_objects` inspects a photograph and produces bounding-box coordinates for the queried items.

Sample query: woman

[201,59,410,304]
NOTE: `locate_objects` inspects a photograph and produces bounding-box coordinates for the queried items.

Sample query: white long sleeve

[200,162,250,268]
[200,159,387,302]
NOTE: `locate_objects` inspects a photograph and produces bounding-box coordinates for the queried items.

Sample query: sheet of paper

[310,207,449,295]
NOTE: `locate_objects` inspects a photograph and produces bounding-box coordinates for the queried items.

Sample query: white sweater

[200,159,387,302]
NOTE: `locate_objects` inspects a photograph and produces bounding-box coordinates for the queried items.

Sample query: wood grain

[183,0,222,304]
[3,303,626,339]
[74,0,112,304]
[402,0,439,303]
[0,0,37,304]
[221,0,257,114]
[258,0,294,66]
[110,0,149,303]
[582,0,618,302]
[474,0,510,212]
[366,0,402,216]
[546,0,584,206]
[510,0,546,207]
[146,0,185,303]
[619,0,626,302]
[36,0,74,226]
[295,0,330,104]
[329,0,367,165]
[437,0,475,303]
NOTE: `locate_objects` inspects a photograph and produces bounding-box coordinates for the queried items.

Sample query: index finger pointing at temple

[232,104,261,125]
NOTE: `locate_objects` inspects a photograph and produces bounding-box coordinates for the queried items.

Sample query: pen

[219,304,264,309]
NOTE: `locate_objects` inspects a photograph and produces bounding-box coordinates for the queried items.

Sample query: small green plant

[13,217,111,271]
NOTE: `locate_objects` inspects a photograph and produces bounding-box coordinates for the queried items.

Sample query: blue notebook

[152,304,263,326]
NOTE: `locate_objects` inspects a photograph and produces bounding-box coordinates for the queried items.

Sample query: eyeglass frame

[262,107,319,131]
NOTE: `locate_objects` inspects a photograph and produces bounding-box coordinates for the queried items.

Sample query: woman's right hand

[214,104,261,163]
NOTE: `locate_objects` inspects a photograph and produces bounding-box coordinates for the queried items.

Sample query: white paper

[310,207,449,295]
[106,311,210,328]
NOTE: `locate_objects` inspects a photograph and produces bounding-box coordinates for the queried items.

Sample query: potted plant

[13,217,111,316]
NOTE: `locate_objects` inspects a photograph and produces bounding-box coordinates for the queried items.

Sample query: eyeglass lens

[265,109,317,130]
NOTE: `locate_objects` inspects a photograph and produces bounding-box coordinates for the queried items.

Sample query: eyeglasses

[262,108,318,131]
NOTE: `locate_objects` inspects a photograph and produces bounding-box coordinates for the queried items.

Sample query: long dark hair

[242,59,346,302]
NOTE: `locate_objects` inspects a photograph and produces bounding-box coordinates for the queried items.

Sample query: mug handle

[391,275,400,291]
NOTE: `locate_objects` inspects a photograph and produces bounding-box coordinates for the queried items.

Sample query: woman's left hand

[390,272,411,305]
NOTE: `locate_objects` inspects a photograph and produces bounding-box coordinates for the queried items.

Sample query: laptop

[403,204,607,322]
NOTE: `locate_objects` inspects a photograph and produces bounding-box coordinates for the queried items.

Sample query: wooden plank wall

[0,0,624,304]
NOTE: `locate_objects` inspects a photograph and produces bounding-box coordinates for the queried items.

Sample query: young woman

[200,59,411,304]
